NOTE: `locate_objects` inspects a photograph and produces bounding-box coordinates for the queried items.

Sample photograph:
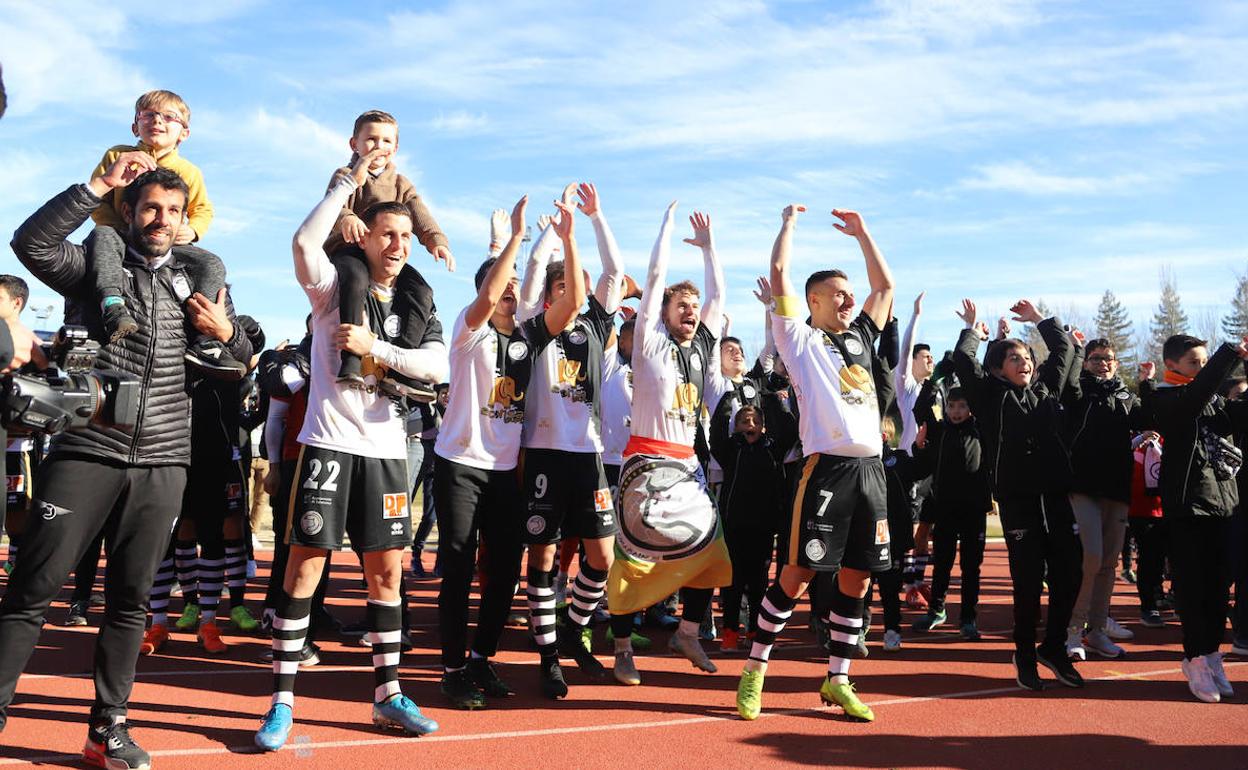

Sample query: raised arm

[465,195,528,331]
[769,204,805,304]
[635,202,679,347]
[543,200,586,336]
[518,215,558,323]
[294,151,380,292]
[896,292,924,396]
[752,276,777,375]
[1015,300,1073,396]
[683,212,722,333]
[951,299,989,408]
[832,209,895,331]
[577,183,625,313]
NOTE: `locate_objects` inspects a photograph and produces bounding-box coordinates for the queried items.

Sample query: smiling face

[992,341,1034,387]
[808,275,855,333]
[912,348,935,380]
[122,184,187,258]
[360,211,413,286]
[350,120,398,171]
[132,101,189,155]
[946,398,971,424]
[721,339,746,378]
[663,290,700,343]
[1083,345,1119,381]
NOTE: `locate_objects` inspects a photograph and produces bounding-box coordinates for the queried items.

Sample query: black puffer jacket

[1062,364,1146,503]
[1150,344,1247,519]
[11,183,252,466]
[952,318,1074,502]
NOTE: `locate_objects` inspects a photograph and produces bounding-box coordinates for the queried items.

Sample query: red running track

[0,543,1244,769]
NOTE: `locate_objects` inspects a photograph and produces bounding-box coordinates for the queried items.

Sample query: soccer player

[255,149,448,750]
[514,183,624,695]
[606,203,730,686]
[736,203,895,722]
[433,194,585,708]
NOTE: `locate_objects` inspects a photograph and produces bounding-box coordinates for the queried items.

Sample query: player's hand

[350,148,387,187]
[576,182,600,217]
[781,204,806,226]
[622,273,643,300]
[682,211,713,250]
[90,151,158,196]
[753,276,773,306]
[491,208,510,253]
[975,321,990,341]
[342,214,369,244]
[334,323,376,356]
[832,209,868,238]
[997,316,1011,340]
[3,318,39,372]
[1139,361,1156,381]
[1010,299,1043,324]
[510,195,528,239]
[263,466,280,497]
[913,291,925,315]
[552,200,575,240]
[915,422,928,450]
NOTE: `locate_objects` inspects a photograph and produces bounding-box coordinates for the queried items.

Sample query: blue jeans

[408,437,437,553]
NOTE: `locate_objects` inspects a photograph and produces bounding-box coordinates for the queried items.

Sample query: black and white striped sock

[527,565,557,656]
[149,555,176,628]
[366,598,403,704]
[825,584,865,681]
[748,583,798,664]
[914,552,929,584]
[197,545,226,623]
[174,539,199,606]
[224,539,248,609]
[271,592,312,708]
[902,551,916,586]
[566,562,607,628]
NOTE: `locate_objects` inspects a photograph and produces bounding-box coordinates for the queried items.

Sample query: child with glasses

[85,90,237,378]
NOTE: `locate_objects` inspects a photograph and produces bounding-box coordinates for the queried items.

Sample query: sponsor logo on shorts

[383,493,409,519]
[526,515,546,536]
[390,521,404,536]
[36,500,70,521]
[601,513,614,527]
[593,487,613,513]
[805,539,827,562]
[226,482,243,500]
[384,314,402,338]
[7,474,22,493]
[879,546,889,560]
[875,520,890,545]
[301,511,324,536]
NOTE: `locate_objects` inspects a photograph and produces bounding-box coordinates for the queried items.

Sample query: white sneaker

[1103,616,1134,641]
[1083,630,1125,659]
[1065,626,1087,662]
[883,629,902,652]
[1204,652,1234,698]
[1181,656,1221,703]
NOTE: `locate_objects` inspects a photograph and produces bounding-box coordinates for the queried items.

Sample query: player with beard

[606,203,730,686]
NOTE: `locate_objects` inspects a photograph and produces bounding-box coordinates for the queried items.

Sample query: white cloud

[957,162,1162,196]
[428,111,489,134]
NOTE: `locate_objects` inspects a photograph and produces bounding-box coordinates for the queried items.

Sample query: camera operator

[1,275,43,562]
[0,154,253,767]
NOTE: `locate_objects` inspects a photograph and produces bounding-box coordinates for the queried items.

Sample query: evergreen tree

[1149,267,1188,363]
[1093,290,1137,378]
[1222,269,1248,342]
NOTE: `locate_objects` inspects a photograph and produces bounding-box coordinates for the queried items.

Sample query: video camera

[1,325,141,436]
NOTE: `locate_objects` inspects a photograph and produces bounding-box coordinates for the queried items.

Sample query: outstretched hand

[510,195,528,239]
[975,321,990,341]
[832,209,868,238]
[913,291,925,315]
[575,183,599,217]
[431,244,456,272]
[1139,361,1156,381]
[997,316,1011,340]
[956,298,977,328]
[552,200,575,239]
[682,211,713,249]
[1010,299,1043,324]
[490,208,509,251]
[753,276,773,306]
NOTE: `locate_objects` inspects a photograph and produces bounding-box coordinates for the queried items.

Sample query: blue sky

[2,0,1246,359]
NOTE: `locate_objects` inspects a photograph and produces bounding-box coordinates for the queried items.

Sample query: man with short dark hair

[0,152,253,769]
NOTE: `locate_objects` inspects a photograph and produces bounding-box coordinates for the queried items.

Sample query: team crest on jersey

[170,273,192,302]
[384,314,401,338]
[742,384,757,400]
[690,353,702,371]
[1115,391,1131,400]
[838,363,875,406]
[884,454,897,468]
[844,336,865,356]
[526,515,546,535]
[485,376,526,423]
[301,511,324,536]
[382,492,409,519]
[568,329,587,345]
[508,341,529,361]
[805,539,827,562]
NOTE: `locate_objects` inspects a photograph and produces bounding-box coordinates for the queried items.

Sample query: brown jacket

[322,162,448,255]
